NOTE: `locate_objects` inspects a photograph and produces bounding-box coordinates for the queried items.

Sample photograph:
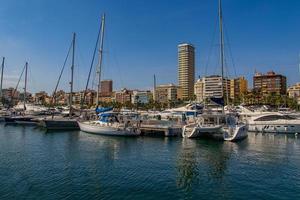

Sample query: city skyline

[1,0,300,93]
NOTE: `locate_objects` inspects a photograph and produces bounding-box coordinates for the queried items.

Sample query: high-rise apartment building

[100,80,113,96]
[178,43,195,99]
[230,76,248,100]
[253,71,286,95]
[194,75,230,102]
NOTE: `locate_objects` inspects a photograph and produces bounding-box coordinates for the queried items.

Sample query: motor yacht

[247,113,300,134]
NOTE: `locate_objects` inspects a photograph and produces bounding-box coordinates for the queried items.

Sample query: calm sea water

[0,124,300,200]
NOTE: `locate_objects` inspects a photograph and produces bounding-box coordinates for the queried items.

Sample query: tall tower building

[178,43,195,99]
[100,79,113,96]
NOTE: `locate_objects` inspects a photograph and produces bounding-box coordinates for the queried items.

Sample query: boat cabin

[200,113,236,126]
[98,113,120,123]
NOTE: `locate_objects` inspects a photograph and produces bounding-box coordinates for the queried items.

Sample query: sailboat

[13,62,48,117]
[0,57,4,109]
[40,33,80,130]
[78,14,141,136]
[4,62,38,125]
[0,57,9,120]
[182,0,247,141]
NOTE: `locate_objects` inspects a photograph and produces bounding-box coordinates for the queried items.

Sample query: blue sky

[1,0,300,93]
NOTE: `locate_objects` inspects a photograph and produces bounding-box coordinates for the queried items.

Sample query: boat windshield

[254,115,296,121]
[201,114,228,125]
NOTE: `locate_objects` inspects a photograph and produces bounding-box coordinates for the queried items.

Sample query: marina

[3,102,300,139]
[1,0,300,199]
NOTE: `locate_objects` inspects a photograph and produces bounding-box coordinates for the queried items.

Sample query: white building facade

[131,90,151,104]
[194,75,230,102]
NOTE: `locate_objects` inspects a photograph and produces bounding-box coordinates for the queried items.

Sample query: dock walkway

[139,120,182,136]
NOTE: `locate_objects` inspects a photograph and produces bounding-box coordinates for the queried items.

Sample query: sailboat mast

[153,74,156,102]
[0,57,4,102]
[298,53,300,80]
[96,14,105,106]
[219,0,227,108]
[219,0,224,89]
[70,33,76,117]
[24,62,28,110]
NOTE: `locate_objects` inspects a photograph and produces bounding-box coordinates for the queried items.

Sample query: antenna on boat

[69,32,76,118]
[96,13,105,107]
[0,57,4,104]
[24,62,28,110]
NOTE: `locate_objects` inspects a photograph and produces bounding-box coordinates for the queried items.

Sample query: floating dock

[39,118,79,131]
[139,120,182,136]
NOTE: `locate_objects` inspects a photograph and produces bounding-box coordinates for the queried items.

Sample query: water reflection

[249,132,300,151]
[203,141,231,180]
[78,131,140,161]
[247,132,300,165]
[175,137,254,192]
[176,132,299,193]
[176,139,199,191]
[1,126,300,199]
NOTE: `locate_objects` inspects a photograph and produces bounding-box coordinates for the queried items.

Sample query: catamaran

[182,0,247,141]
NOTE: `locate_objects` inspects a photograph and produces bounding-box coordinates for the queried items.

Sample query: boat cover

[95,107,113,113]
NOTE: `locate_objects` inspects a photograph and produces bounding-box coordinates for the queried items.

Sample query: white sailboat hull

[182,124,223,139]
[223,124,248,141]
[78,121,140,136]
[183,123,248,141]
[191,125,224,140]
